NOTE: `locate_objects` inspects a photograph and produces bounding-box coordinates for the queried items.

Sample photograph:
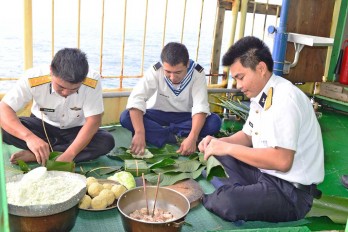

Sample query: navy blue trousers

[203,156,313,222]
[2,115,115,162]
[120,109,222,147]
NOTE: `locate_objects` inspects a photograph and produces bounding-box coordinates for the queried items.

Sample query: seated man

[198,36,324,222]
[0,48,115,165]
[120,42,221,156]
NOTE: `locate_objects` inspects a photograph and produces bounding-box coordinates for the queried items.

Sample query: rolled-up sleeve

[126,68,157,114]
[191,71,210,116]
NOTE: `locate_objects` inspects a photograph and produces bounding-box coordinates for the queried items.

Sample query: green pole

[328,0,348,81]
[0,131,10,232]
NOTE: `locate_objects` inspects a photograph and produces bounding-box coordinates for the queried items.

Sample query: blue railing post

[268,0,290,76]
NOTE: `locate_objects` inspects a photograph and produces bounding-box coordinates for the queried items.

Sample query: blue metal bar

[271,0,290,76]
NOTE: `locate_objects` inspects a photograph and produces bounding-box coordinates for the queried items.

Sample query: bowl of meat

[117,186,190,232]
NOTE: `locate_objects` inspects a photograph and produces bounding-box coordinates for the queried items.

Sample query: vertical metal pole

[23,0,33,70]
[271,0,290,76]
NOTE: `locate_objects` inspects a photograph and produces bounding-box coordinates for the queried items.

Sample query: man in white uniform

[0,48,115,165]
[120,42,221,156]
[198,36,324,222]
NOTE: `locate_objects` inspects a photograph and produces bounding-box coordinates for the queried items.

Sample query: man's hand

[56,153,74,162]
[177,136,197,156]
[130,132,146,156]
[25,135,50,165]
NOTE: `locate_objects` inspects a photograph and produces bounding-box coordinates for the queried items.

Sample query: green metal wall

[0,131,9,232]
[328,0,348,81]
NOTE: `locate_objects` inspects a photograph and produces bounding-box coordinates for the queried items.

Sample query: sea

[0,0,279,92]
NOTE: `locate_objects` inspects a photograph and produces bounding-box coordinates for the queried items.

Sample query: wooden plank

[210,4,225,84]
[283,0,335,83]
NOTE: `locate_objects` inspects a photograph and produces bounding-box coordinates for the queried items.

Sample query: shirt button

[255,132,258,135]
[256,110,259,113]
[77,115,79,117]
[62,114,64,117]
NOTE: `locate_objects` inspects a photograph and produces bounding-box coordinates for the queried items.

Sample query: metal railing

[0,0,281,90]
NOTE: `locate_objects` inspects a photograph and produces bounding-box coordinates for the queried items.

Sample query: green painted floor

[3,109,348,231]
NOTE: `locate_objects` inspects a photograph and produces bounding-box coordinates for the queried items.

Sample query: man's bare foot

[10,150,37,164]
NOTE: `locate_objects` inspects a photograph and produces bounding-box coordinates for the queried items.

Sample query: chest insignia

[70,107,82,111]
[264,87,273,110]
[28,75,51,87]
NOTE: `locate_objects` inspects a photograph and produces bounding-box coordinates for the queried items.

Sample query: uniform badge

[70,107,82,111]
[258,92,267,108]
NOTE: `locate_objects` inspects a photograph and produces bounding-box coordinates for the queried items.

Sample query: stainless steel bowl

[117,186,190,232]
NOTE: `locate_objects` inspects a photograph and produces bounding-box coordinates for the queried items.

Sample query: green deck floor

[3,109,348,231]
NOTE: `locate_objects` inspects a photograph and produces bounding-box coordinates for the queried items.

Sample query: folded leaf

[306,194,348,224]
[126,149,154,159]
[17,160,31,172]
[46,160,75,172]
[205,156,229,181]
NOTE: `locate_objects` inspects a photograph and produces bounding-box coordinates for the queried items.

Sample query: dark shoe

[341,175,348,188]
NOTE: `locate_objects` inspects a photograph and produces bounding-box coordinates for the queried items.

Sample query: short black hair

[161,42,189,66]
[51,48,89,83]
[222,36,273,72]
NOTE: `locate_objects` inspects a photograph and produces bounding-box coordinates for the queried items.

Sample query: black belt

[292,183,322,199]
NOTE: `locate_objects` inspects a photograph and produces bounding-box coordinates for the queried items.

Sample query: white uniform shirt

[242,74,324,185]
[2,65,104,129]
[126,60,211,116]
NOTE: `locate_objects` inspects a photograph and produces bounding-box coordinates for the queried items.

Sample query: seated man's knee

[119,110,131,128]
[99,132,115,153]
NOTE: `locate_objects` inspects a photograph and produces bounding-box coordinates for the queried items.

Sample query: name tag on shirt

[40,108,55,112]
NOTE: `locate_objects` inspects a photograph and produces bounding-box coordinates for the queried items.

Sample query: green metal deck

[2,108,348,231]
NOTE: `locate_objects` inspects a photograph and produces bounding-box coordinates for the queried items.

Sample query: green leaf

[107,147,133,160]
[85,166,122,177]
[145,171,197,186]
[124,160,149,177]
[152,160,201,174]
[306,194,348,224]
[148,158,176,169]
[148,144,177,155]
[17,160,30,172]
[145,154,179,164]
[192,166,206,179]
[46,160,75,172]
[210,94,250,121]
[49,151,62,161]
[205,156,228,181]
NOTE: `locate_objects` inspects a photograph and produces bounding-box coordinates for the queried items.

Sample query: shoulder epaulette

[195,63,204,73]
[264,87,273,110]
[28,75,51,87]
[82,77,98,89]
[153,62,162,71]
